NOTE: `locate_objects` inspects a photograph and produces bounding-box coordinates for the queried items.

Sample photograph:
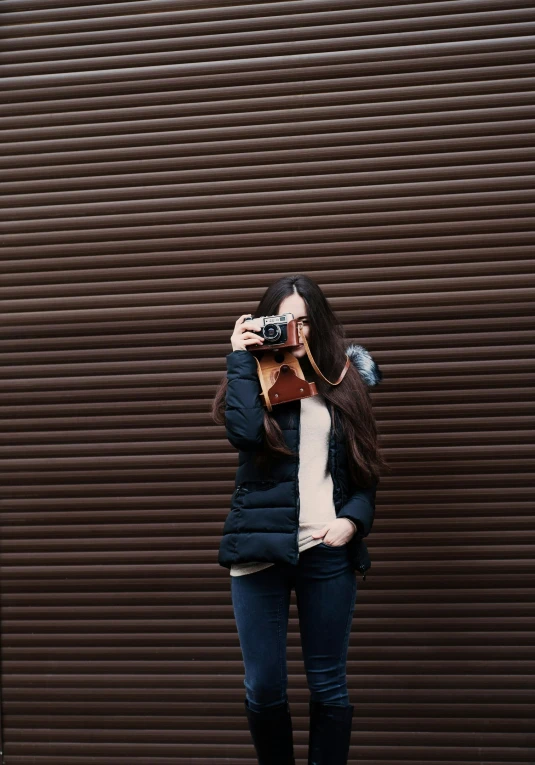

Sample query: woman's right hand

[231,314,266,351]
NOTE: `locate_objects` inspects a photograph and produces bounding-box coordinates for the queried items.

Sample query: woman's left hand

[311,518,357,546]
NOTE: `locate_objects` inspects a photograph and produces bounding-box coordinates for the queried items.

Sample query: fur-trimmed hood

[345,343,383,388]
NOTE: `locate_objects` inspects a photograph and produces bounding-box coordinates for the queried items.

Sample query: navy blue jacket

[218,345,382,579]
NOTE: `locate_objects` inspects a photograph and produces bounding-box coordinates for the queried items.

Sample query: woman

[211,275,388,764]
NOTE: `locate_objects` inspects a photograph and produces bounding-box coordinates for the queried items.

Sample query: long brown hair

[210,274,389,486]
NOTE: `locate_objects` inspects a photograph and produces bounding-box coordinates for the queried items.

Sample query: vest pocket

[231,480,276,506]
[237,480,276,492]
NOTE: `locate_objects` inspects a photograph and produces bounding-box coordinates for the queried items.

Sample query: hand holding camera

[231,314,266,352]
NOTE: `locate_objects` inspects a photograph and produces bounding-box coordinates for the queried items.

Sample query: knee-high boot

[244,697,296,764]
[308,700,354,765]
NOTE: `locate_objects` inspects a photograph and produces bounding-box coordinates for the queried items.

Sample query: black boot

[244,697,296,764]
[308,700,354,765]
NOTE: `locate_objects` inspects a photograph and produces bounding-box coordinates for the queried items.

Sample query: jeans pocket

[318,541,347,550]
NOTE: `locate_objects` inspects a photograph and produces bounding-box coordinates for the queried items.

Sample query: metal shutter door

[1,1,534,762]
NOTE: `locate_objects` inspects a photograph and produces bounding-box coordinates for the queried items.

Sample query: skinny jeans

[230,540,358,712]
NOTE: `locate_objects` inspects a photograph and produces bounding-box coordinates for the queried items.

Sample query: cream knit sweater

[230,393,344,577]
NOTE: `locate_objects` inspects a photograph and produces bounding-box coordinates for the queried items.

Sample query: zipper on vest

[296,402,301,561]
[234,484,249,500]
[328,401,368,582]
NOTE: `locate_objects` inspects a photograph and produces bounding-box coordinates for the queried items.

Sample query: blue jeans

[230,541,358,712]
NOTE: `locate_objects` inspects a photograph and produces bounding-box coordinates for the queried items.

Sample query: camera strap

[297,321,351,387]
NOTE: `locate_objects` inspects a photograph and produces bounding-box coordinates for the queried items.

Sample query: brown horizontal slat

[1,60,534,126]
[1,0,534,23]
[2,78,535,142]
[2,2,535,47]
[2,48,535,110]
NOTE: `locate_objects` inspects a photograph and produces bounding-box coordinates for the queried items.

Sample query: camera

[244,312,301,349]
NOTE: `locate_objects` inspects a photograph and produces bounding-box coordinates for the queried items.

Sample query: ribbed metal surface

[1,1,534,762]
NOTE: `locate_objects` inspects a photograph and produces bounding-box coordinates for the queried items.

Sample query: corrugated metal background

[1,1,534,762]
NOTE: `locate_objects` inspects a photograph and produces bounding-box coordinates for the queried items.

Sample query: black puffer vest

[217,345,382,580]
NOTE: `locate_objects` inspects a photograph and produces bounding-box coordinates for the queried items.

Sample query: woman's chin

[290,345,306,357]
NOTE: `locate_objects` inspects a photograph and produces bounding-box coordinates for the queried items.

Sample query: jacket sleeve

[225,350,266,451]
[337,479,378,538]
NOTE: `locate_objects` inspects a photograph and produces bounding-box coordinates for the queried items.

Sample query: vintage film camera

[244,312,300,349]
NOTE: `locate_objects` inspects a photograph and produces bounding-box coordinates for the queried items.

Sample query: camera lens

[263,323,281,342]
